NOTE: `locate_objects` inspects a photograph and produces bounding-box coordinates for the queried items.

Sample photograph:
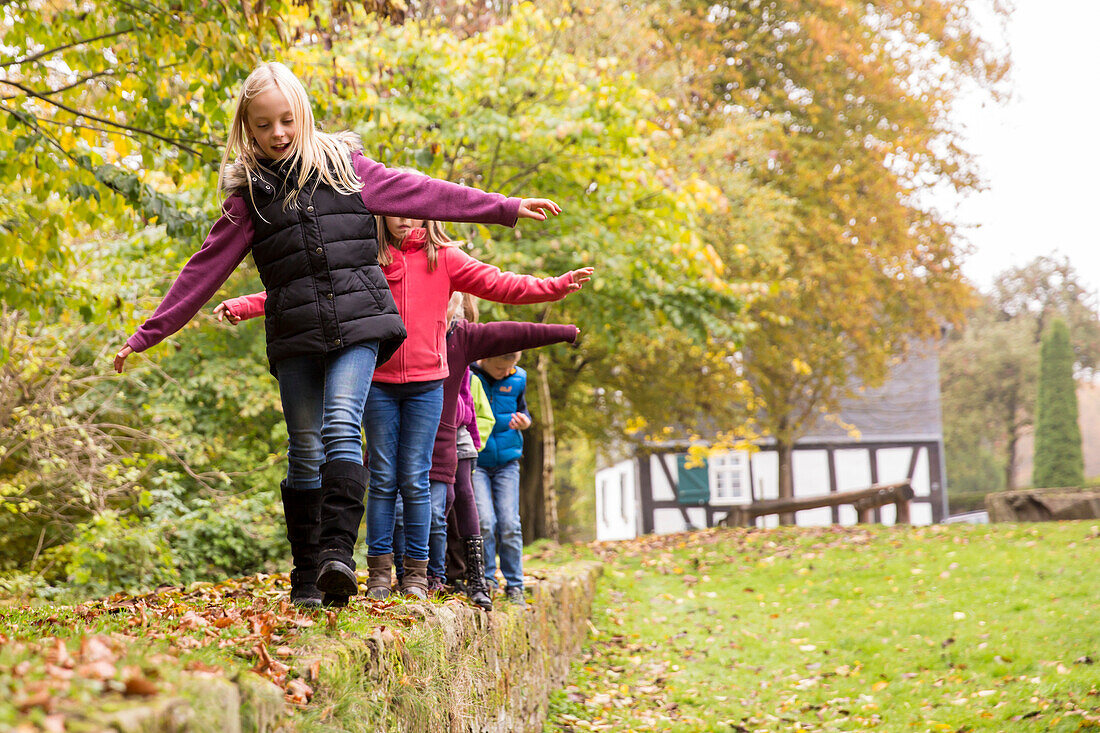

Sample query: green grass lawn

[541,523,1100,732]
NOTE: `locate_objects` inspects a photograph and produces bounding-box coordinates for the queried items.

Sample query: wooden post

[895,497,911,525]
[730,506,752,527]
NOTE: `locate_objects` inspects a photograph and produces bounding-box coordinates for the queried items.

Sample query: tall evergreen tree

[1032,319,1084,488]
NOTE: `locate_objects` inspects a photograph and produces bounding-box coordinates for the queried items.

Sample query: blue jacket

[473,364,529,468]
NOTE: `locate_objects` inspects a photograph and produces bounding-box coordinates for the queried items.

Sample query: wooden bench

[723,481,915,527]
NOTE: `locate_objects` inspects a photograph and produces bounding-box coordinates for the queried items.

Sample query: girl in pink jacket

[221,206,591,601]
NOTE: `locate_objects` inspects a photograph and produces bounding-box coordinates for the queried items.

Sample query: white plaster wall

[911,502,933,525]
[749,451,780,528]
[911,448,931,497]
[595,460,637,541]
[876,447,913,484]
[834,448,873,526]
[792,450,832,526]
[686,507,708,529]
[649,454,677,502]
[653,507,691,534]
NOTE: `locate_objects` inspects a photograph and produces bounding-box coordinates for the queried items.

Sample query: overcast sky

[941,0,1100,297]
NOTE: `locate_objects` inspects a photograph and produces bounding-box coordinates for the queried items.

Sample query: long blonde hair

[376,215,455,272]
[447,291,480,325]
[218,62,362,209]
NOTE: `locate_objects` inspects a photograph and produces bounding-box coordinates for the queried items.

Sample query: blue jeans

[363,383,444,561]
[274,342,378,489]
[392,479,449,579]
[473,459,523,589]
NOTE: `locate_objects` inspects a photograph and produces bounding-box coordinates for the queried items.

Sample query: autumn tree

[940,256,1100,498]
[1032,319,1084,488]
[593,0,1009,517]
[991,256,1100,375]
[939,300,1037,502]
[401,1,1010,524]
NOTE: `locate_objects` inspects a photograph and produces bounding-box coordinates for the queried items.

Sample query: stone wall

[985,487,1100,522]
[97,561,601,732]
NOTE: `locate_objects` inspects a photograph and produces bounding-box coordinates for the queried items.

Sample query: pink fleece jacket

[221,228,575,383]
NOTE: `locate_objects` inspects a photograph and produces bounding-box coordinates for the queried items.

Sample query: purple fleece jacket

[125,152,522,355]
[429,320,578,484]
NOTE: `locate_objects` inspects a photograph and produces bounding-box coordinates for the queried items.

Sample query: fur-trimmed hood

[220,130,364,194]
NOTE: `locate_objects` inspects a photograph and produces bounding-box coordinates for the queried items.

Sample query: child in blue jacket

[471,352,532,606]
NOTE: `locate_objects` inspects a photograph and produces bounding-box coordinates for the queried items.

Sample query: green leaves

[0,0,273,315]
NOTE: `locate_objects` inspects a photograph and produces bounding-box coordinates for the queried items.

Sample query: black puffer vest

[243,158,406,373]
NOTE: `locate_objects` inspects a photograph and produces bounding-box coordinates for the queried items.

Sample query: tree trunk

[1005,427,1019,491]
[1004,394,1019,491]
[777,439,795,525]
[519,422,544,542]
[535,353,560,541]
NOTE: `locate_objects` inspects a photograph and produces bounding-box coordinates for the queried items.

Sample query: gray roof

[799,344,944,443]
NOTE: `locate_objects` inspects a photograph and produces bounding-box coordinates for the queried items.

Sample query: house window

[708,451,750,505]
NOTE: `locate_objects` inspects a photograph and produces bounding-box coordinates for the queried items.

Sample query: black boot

[316,460,368,597]
[445,509,466,588]
[281,482,323,609]
[322,593,349,608]
[463,535,493,611]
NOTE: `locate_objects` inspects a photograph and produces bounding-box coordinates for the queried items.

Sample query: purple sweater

[126,152,522,354]
[429,321,578,484]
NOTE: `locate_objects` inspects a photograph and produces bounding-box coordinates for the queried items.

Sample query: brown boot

[401,558,429,600]
[365,553,393,600]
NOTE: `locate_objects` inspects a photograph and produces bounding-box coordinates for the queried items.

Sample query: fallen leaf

[16,689,54,713]
[80,635,116,664]
[76,660,117,680]
[124,674,159,697]
[286,678,313,704]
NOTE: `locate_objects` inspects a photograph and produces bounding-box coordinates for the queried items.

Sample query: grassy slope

[541,523,1100,732]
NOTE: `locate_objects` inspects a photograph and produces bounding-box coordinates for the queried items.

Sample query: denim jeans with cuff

[472,459,523,589]
[363,382,444,561]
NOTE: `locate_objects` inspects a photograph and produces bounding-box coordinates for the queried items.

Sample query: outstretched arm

[114,196,253,373]
[446,247,593,305]
[516,199,561,221]
[354,154,551,228]
[214,292,268,324]
[466,321,580,364]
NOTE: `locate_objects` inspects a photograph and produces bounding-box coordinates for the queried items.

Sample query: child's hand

[517,198,561,221]
[509,412,532,430]
[213,301,241,325]
[113,345,133,374]
[564,267,594,292]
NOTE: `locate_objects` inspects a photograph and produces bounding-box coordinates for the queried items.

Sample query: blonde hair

[447,291,480,324]
[377,212,455,272]
[218,62,363,209]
